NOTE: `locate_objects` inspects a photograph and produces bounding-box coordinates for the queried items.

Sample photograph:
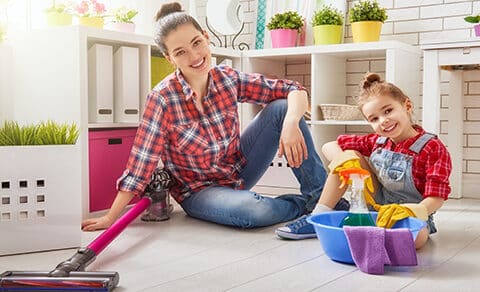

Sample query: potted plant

[45,1,73,27]
[464,14,480,37]
[348,0,387,43]
[266,11,304,48]
[311,5,344,45]
[74,0,106,29]
[105,6,138,33]
[0,120,82,255]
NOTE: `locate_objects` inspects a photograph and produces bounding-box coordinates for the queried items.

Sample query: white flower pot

[0,144,82,255]
[106,22,136,33]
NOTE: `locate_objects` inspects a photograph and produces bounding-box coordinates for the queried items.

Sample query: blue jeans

[180,99,326,228]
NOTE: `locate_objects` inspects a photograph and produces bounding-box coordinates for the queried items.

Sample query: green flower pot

[313,25,343,45]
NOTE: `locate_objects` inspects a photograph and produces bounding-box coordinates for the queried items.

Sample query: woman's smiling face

[164,23,212,80]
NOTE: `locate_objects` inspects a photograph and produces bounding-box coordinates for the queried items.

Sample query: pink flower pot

[475,24,480,37]
[270,29,298,48]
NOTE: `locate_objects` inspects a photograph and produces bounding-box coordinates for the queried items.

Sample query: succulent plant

[348,0,388,23]
[266,11,304,31]
[312,5,344,26]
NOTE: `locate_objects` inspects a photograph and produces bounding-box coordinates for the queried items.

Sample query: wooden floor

[1,197,480,292]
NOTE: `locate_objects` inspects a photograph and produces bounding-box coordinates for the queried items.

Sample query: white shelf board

[88,123,139,129]
[243,41,420,61]
[76,25,155,46]
[421,39,480,50]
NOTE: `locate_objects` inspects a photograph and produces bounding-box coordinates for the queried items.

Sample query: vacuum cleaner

[0,169,173,292]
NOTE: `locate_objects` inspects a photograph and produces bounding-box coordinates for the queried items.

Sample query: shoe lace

[287,215,309,230]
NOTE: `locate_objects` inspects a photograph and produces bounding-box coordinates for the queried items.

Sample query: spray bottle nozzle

[338,168,370,189]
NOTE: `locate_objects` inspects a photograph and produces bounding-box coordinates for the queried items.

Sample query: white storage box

[88,44,114,123]
[256,155,300,189]
[114,46,140,123]
[0,145,82,255]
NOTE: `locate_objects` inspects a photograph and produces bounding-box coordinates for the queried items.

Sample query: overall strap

[409,133,437,154]
[375,136,388,145]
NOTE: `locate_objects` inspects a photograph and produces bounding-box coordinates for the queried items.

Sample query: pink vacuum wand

[0,169,173,291]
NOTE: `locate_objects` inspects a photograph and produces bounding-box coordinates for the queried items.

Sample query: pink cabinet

[88,128,138,212]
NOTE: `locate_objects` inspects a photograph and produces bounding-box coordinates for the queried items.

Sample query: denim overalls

[369,133,437,233]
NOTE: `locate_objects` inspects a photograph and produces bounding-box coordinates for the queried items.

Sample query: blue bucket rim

[306,211,427,232]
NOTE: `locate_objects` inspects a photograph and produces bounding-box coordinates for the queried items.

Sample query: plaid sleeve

[337,133,378,157]
[117,91,167,196]
[423,140,452,200]
[221,65,306,104]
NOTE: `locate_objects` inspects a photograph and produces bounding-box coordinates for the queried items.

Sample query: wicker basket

[318,104,364,121]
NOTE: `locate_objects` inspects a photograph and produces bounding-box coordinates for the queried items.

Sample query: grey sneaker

[275,215,317,240]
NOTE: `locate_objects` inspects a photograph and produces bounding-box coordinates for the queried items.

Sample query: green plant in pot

[45,1,74,27]
[266,11,304,48]
[348,0,387,43]
[106,6,138,33]
[312,5,344,45]
[464,14,480,37]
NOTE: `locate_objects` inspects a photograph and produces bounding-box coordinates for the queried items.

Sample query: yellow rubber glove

[366,197,428,228]
[328,150,374,195]
[328,150,360,173]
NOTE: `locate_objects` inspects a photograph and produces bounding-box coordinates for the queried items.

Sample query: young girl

[277,72,452,248]
[82,2,331,231]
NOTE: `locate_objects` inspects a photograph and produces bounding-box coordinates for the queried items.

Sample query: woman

[82,2,331,231]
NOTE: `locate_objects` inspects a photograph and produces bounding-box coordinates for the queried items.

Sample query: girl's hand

[278,118,307,168]
[81,215,115,231]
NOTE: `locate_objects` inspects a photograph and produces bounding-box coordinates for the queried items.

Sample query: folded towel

[344,226,417,275]
[344,226,390,275]
[385,228,417,266]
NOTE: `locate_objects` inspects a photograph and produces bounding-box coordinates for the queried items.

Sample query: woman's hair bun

[361,72,382,90]
[155,2,183,22]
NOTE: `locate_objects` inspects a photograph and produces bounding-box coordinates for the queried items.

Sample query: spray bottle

[339,169,375,227]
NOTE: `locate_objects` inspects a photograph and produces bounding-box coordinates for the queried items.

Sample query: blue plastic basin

[306,211,427,264]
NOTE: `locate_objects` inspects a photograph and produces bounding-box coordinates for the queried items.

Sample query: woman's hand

[81,215,115,231]
[81,190,134,231]
[279,89,309,168]
[278,118,307,168]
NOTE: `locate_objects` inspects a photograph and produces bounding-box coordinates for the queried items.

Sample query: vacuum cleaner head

[0,271,119,291]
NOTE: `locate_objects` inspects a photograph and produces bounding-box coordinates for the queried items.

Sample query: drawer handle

[462,47,471,55]
[124,109,139,115]
[98,109,113,115]
[108,138,122,145]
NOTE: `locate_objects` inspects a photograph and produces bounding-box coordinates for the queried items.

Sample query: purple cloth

[344,226,390,275]
[344,226,417,275]
[385,228,417,266]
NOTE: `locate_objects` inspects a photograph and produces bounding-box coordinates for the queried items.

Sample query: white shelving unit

[243,41,421,190]
[6,27,419,212]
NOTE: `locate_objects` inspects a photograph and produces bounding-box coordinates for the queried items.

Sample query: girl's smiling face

[164,23,212,81]
[361,95,417,144]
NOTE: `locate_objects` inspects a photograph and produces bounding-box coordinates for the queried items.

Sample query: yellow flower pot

[313,25,343,45]
[46,12,73,27]
[79,16,104,29]
[351,21,383,43]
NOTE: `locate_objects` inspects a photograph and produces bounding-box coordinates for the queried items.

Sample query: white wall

[0,43,12,124]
